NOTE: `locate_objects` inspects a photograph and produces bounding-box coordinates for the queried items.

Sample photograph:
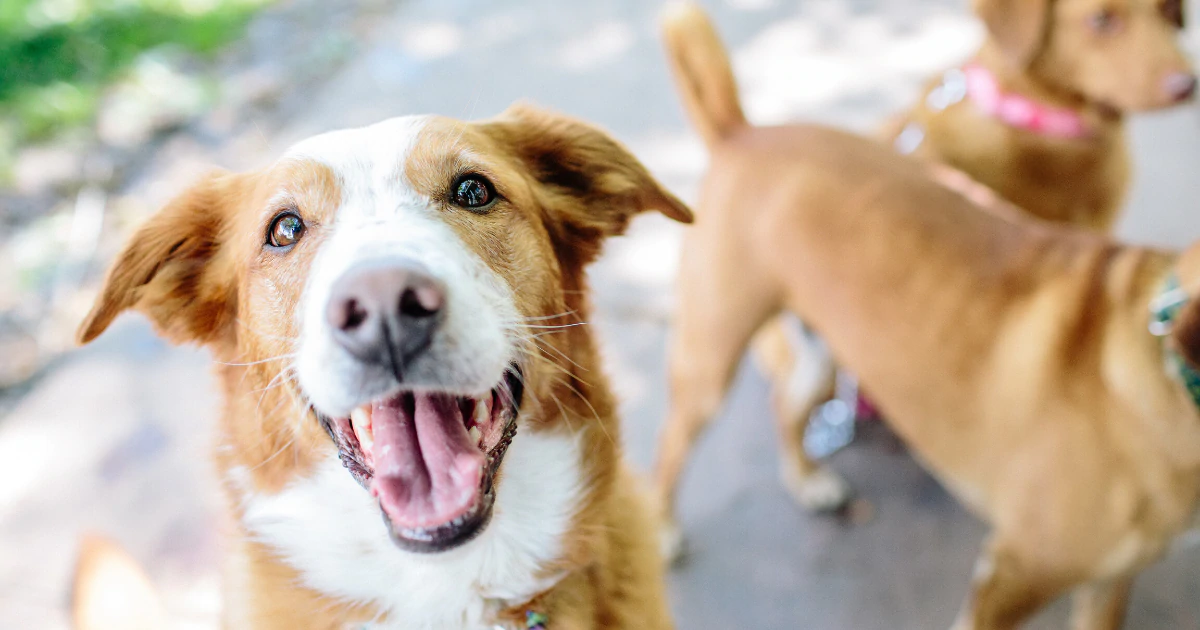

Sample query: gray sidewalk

[3,1,1200,628]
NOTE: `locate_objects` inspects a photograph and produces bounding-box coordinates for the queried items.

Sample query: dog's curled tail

[661,2,747,146]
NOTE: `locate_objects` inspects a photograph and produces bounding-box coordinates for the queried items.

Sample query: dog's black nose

[1164,72,1197,102]
[326,260,445,370]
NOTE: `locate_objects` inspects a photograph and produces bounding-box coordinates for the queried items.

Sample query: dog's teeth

[469,426,482,445]
[350,407,373,450]
[473,400,488,427]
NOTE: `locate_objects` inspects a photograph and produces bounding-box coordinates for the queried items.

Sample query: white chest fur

[236,430,583,630]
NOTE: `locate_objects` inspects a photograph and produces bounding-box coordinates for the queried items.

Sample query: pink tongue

[370,393,485,530]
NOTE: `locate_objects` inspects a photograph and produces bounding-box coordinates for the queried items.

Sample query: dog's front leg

[1068,577,1134,630]
[653,236,779,562]
[950,537,1073,630]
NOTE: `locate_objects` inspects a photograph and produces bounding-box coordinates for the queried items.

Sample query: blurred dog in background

[895,0,1194,230]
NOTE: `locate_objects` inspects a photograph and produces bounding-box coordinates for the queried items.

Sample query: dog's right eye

[1088,8,1122,34]
[267,212,306,249]
[451,175,495,212]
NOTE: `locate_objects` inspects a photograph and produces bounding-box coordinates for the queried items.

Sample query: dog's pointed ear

[78,171,242,346]
[975,0,1051,67]
[487,103,692,262]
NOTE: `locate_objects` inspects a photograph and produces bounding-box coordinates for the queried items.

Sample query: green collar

[361,609,545,630]
[1149,272,1200,409]
[494,611,547,630]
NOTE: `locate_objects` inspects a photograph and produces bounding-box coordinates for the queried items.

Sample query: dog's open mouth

[317,366,524,553]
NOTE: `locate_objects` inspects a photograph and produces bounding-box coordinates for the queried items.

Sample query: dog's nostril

[343,299,368,331]
[399,284,441,319]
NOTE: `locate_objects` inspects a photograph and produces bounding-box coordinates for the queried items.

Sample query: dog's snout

[326,261,446,368]
[1164,72,1197,102]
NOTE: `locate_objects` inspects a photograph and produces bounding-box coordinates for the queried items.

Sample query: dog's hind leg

[1069,577,1133,630]
[752,316,852,513]
[653,234,777,562]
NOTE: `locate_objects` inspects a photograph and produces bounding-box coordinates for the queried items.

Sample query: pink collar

[962,63,1089,139]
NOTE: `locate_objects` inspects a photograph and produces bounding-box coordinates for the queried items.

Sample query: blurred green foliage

[0,0,268,145]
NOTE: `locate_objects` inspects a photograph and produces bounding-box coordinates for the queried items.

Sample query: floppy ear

[1172,299,1200,368]
[975,0,1051,67]
[78,172,240,346]
[487,103,693,264]
[1164,0,1185,29]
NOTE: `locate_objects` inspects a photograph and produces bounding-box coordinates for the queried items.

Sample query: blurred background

[1,0,1199,628]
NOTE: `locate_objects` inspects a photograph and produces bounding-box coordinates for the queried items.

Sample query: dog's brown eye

[268,212,305,248]
[1088,8,1122,33]
[1161,0,1184,28]
[452,176,494,210]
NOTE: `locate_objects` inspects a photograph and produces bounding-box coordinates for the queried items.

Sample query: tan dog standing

[654,4,1200,628]
[79,104,691,629]
[682,0,1197,526]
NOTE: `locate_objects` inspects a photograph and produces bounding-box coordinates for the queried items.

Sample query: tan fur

[654,5,1200,628]
[79,104,690,629]
[751,0,1196,508]
[666,0,1194,530]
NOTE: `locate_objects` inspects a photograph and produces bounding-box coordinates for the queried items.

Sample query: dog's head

[79,103,691,554]
[976,0,1195,110]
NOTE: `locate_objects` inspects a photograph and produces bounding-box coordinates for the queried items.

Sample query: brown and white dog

[78,104,691,629]
[655,4,1200,628]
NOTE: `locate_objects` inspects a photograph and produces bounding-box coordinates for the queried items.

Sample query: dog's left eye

[267,212,305,248]
[1088,8,1122,33]
[452,175,494,211]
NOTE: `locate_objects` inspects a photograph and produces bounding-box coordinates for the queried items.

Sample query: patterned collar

[490,610,548,630]
[1149,272,1200,409]
[521,611,549,629]
[360,609,546,630]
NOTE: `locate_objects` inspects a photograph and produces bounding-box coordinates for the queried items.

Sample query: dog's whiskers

[519,322,589,330]
[214,353,298,368]
[235,318,300,342]
[501,310,579,324]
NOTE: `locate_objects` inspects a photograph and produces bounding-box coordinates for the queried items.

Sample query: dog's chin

[313,365,524,553]
[1091,94,1177,117]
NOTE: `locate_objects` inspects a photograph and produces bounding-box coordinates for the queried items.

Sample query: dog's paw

[781,465,852,513]
[659,517,686,565]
